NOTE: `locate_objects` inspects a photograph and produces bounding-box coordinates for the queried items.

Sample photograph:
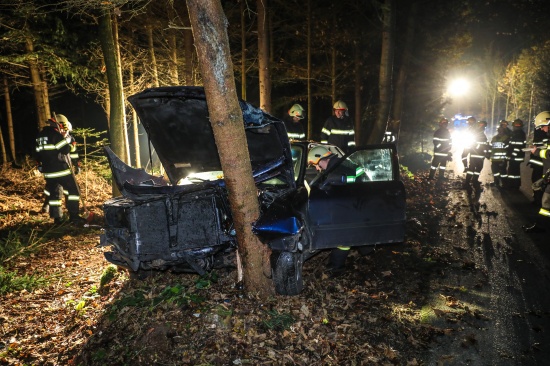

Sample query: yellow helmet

[288,104,304,119]
[333,100,348,110]
[534,111,550,128]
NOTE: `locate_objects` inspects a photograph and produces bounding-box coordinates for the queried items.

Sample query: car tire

[271,251,303,296]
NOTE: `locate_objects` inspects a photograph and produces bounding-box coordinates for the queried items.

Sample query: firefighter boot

[326,248,350,276]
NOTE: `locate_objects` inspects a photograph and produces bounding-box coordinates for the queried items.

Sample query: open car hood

[117,86,294,190]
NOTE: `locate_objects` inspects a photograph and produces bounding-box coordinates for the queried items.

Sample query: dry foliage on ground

[1,165,476,365]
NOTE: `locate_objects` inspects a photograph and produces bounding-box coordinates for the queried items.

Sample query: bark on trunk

[257,0,271,112]
[391,1,416,142]
[186,0,274,298]
[25,36,48,129]
[3,76,16,163]
[146,23,160,87]
[354,45,362,144]
[240,0,247,100]
[99,8,127,170]
[370,0,395,144]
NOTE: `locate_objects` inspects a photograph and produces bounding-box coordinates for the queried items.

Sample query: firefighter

[35,115,86,225]
[462,120,489,192]
[505,119,527,189]
[429,118,452,181]
[41,120,81,213]
[321,100,355,154]
[528,114,549,206]
[523,111,550,233]
[283,103,306,140]
[488,126,510,187]
[499,119,512,138]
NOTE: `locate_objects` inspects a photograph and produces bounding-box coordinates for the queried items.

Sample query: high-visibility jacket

[35,125,73,178]
[489,133,509,161]
[433,127,452,157]
[529,128,549,168]
[507,128,526,162]
[321,115,355,153]
[283,116,306,140]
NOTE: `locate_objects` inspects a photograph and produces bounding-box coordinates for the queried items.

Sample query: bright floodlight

[448,78,470,97]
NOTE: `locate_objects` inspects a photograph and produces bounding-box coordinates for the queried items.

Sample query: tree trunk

[0,123,6,165]
[306,0,312,140]
[99,8,127,170]
[257,0,271,112]
[186,0,274,298]
[146,23,160,87]
[3,76,16,163]
[331,47,336,104]
[240,0,247,100]
[391,1,416,142]
[40,65,51,120]
[182,5,195,85]
[167,5,180,85]
[370,0,395,144]
[354,45,362,144]
[129,62,141,168]
[25,35,48,129]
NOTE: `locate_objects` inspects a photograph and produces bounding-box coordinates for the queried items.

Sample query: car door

[307,145,406,250]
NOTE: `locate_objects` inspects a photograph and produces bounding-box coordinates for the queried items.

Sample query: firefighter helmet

[65,121,73,132]
[308,146,331,165]
[56,114,70,131]
[478,120,487,129]
[288,104,304,119]
[333,100,348,110]
[512,119,523,128]
[534,111,550,128]
[499,119,509,127]
[467,116,476,126]
[439,118,449,125]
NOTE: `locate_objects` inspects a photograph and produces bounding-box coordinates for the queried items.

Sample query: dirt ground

[1,163,543,365]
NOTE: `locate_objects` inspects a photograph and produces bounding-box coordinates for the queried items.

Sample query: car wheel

[271,251,303,296]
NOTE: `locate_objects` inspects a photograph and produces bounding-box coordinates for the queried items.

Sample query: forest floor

[0,163,500,365]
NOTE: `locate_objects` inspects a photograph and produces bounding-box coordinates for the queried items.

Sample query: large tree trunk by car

[186,0,274,298]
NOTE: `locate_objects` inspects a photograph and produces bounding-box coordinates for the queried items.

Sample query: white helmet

[288,104,304,119]
[56,114,70,131]
[534,111,550,128]
[308,146,331,165]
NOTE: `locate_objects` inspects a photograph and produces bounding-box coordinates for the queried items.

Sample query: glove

[38,165,43,173]
[74,166,81,175]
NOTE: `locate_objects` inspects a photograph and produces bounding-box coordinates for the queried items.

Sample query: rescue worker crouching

[35,114,86,225]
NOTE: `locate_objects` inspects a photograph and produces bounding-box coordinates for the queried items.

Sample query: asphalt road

[422,158,550,365]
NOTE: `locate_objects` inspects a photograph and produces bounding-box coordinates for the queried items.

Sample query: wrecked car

[100,86,406,295]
